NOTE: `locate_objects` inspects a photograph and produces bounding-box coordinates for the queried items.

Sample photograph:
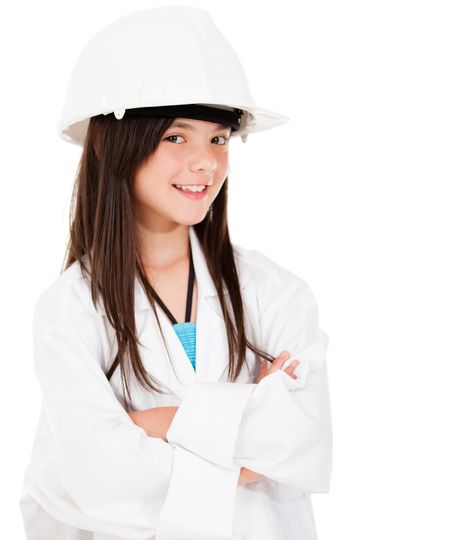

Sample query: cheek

[134,177,155,201]
[219,155,230,180]
[215,149,228,171]
[155,147,181,168]
[132,153,173,195]
[132,167,160,205]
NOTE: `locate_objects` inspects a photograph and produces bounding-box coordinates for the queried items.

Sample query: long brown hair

[62,112,275,411]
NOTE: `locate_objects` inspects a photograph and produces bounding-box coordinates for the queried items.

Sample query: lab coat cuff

[166,381,256,469]
[279,356,310,389]
[156,445,240,540]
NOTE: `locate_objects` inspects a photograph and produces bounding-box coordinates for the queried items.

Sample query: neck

[136,222,190,271]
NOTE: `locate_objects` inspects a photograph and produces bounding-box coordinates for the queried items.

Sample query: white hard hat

[57,5,290,145]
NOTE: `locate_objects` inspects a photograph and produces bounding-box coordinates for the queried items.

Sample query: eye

[164,135,185,144]
[213,135,230,145]
[163,134,230,145]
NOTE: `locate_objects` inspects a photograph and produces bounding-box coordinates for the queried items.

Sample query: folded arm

[30,282,245,539]
[166,276,333,493]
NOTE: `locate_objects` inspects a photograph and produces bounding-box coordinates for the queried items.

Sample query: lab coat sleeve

[167,275,332,494]
[233,276,333,493]
[29,281,241,540]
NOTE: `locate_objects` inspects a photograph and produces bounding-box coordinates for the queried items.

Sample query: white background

[2,0,449,538]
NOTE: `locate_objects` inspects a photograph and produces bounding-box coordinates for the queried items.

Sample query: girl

[19,6,332,540]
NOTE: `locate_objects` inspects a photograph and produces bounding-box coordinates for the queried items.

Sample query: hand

[238,467,264,486]
[255,350,300,384]
[128,406,179,442]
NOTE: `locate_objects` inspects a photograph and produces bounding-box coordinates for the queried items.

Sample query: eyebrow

[169,122,231,131]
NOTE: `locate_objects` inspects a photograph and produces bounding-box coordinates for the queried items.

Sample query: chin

[173,213,209,227]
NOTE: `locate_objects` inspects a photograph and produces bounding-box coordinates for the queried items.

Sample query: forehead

[169,118,231,130]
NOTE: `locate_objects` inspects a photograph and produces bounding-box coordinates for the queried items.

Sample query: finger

[268,351,290,372]
[284,360,301,379]
[265,351,287,365]
[274,351,290,365]
[284,360,300,373]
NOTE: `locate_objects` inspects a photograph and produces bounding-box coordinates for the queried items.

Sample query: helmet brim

[57,104,290,146]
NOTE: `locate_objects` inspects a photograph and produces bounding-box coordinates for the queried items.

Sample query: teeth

[174,184,206,192]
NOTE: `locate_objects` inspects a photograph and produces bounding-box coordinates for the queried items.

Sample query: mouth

[172,184,209,199]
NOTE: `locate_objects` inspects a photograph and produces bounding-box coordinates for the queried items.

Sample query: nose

[188,142,219,175]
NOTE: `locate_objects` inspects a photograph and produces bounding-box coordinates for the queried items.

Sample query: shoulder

[232,243,329,370]
[232,242,313,302]
[32,257,100,328]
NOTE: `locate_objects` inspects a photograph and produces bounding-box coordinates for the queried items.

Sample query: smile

[172,185,209,200]
[174,184,207,192]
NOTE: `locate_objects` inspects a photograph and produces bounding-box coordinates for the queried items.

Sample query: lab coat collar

[133,224,253,311]
[83,225,258,396]
[133,225,217,310]
[83,225,254,315]
[132,225,257,395]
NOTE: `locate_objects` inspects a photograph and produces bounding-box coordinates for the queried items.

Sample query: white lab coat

[19,225,332,540]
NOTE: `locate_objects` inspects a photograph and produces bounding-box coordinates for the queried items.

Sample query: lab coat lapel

[134,226,242,399]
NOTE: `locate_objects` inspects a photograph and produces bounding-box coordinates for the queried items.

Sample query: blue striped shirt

[172,322,196,371]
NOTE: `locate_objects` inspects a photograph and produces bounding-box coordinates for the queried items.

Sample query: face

[131,117,232,230]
